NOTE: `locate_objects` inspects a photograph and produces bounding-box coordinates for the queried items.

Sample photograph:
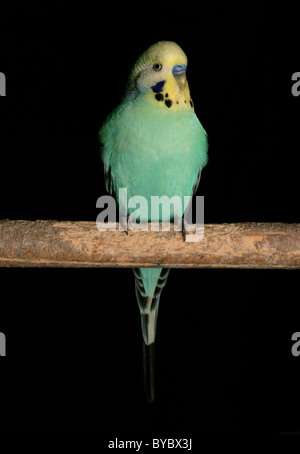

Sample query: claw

[181,221,187,242]
[119,215,128,234]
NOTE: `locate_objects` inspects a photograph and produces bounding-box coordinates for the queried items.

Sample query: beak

[172,64,187,90]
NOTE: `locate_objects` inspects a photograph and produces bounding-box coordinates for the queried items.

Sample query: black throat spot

[155,93,164,102]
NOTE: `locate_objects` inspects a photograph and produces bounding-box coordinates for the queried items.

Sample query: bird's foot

[181,222,187,242]
[119,215,128,235]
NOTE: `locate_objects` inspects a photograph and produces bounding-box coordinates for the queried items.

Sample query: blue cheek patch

[151,80,166,93]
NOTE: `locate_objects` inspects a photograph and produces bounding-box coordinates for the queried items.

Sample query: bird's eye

[153,63,162,71]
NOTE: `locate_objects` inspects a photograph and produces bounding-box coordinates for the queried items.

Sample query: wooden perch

[0,220,299,269]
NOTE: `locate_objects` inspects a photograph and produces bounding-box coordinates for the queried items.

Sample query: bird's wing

[191,130,208,198]
[191,169,202,198]
[103,163,113,196]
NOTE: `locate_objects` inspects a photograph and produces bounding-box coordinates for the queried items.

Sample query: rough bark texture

[0,220,299,269]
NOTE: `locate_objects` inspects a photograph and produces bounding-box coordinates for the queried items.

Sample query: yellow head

[126,41,194,111]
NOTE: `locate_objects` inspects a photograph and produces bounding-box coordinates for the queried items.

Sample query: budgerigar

[99,41,208,401]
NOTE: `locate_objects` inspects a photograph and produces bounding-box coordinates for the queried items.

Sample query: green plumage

[100,99,207,222]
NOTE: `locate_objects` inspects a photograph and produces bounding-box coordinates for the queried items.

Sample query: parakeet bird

[99,41,208,402]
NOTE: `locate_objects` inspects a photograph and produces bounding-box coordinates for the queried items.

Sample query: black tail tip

[142,341,155,403]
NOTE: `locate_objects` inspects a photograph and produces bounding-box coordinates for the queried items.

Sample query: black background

[0,2,299,438]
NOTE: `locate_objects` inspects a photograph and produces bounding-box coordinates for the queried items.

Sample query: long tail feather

[143,342,155,403]
[140,302,160,346]
[133,268,170,401]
